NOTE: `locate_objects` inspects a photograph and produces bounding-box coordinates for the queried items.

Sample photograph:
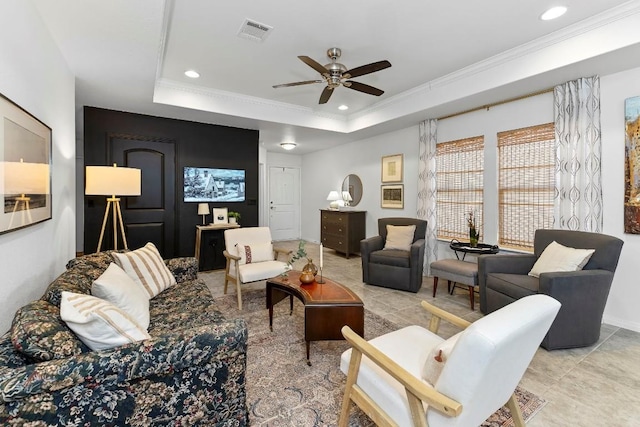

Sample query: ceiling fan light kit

[273,47,391,104]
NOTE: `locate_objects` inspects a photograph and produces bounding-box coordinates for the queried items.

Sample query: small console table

[194,223,240,271]
[449,240,499,260]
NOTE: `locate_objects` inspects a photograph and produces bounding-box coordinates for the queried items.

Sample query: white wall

[601,67,640,332]
[300,126,419,243]
[0,0,76,332]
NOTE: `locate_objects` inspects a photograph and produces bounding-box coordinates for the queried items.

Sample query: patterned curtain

[553,76,603,232]
[417,119,438,275]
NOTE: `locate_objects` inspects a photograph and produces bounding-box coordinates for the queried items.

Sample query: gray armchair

[360,218,427,293]
[478,229,623,350]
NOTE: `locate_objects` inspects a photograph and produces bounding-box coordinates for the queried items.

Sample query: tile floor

[201,241,640,426]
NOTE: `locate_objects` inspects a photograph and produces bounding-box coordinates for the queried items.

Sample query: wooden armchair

[223,227,291,309]
[339,295,561,426]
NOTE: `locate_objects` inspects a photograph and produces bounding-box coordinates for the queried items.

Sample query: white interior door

[269,166,300,240]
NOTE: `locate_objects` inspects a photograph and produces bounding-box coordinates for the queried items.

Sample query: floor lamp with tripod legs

[85,164,141,252]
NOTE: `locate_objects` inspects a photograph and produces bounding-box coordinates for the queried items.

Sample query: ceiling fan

[273,47,391,104]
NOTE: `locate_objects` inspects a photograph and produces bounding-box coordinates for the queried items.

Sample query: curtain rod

[437,87,554,121]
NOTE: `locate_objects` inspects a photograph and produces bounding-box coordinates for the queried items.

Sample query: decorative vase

[229,217,237,224]
[299,259,318,284]
[469,227,479,248]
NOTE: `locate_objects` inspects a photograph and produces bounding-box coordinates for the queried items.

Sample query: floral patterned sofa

[0,251,248,426]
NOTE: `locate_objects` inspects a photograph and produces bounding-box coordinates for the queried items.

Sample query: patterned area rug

[214,289,546,426]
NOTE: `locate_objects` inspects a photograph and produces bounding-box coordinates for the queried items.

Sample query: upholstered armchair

[360,218,427,293]
[339,295,561,426]
[478,229,623,350]
[223,227,290,309]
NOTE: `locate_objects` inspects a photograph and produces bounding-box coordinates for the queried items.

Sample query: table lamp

[85,163,141,252]
[327,191,341,210]
[342,191,353,207]
[197,203,210,224]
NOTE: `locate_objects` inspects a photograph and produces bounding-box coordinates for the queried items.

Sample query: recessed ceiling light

[541,6,567,21]
[184,70,200,78]
[280,142,297,150]
[338,105,349,111]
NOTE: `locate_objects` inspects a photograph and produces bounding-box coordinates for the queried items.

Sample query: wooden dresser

[320,209,366,258]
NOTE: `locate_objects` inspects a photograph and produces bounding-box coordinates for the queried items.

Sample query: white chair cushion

[528,240,595,278]
[340,325,443,427]
[236,242,273,265]
[238,260,288,283]
[60,291,150,351]
[91,263,150,329]
[113,242,176,298]
[384,225,416,251]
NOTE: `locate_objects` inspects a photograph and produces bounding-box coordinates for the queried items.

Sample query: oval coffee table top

[268,270,362,305]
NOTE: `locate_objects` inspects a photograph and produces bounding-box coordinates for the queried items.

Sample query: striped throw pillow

[113,242,176,299]
[60,291,150,351]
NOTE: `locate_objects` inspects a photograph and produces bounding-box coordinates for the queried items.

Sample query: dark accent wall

[83,107,259,257]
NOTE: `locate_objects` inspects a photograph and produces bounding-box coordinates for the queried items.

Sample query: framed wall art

[381,184,404,209]
[212,207,228,224]
[381,153,403,183]
[0,94,52,235]
[625,96,640,233]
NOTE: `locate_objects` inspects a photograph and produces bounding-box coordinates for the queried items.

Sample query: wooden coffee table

[266,271,364,365]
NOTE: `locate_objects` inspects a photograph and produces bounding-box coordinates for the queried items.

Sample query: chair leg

[468,285,474,310]
[506,392,525,427]
[448,280,454,294]
[432,277,439,297]
[236,280,243,310]
[339,348,363,427]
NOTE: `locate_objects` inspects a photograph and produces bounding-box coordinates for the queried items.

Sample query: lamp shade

[3,160,50,194]
[197,203,210,215]
[85,164,141,196]
[326,191,341,201]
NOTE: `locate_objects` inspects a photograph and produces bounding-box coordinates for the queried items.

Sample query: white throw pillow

[528,241,595,278]
[421,331,462,386]
[60,291,150,351]
[235,242,273,265]
[92,263,150,329]
[113,242,176,299]
[383,225,416,251]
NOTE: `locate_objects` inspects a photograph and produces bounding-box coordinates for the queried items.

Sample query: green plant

[228,211,241,221]
[288,240,311,267]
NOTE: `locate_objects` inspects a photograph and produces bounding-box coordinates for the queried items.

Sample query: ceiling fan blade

[298,55,330,76]
[344,81,384,96]
[273,80,323,88]
[319,86,334,104]
[344,60,391,79]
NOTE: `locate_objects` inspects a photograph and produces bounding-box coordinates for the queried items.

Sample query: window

[436,136,484,241]
[498,123,555,250]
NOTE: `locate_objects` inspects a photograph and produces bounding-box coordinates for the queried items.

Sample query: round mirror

[342,174,363,207]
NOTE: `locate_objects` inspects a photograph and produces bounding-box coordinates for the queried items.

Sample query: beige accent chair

[223,227,291,309]
[339,294,560,427]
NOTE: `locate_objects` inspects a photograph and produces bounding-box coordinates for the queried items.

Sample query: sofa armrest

[360,236,384,283]
[0,318,247,403]
[165,257,199,283]
[478,253,537,313]
[539,269,614,349]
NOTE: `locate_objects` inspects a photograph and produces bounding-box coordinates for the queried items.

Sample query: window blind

[498,123,555,250]
[436,136,484,241]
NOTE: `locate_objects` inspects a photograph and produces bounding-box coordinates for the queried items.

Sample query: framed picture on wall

[0,93,52,235]
[381,154,403,182]
[381,184,404,209]
[213,207,228,224]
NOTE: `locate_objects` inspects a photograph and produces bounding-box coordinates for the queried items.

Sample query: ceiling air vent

[237,19,273,43]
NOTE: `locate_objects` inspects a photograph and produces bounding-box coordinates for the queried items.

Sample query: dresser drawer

[321,234,347,252]
[321,211,346,226]
[321,221,346,236]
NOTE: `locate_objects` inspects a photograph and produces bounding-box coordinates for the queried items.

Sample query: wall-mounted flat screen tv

[184,167,245,202]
